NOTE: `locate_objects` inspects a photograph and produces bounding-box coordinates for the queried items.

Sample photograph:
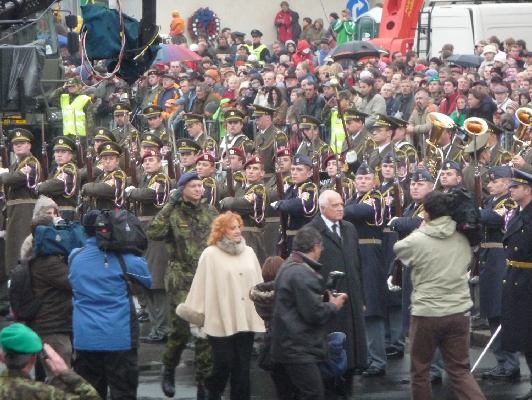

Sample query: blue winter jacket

[68,237,152,351]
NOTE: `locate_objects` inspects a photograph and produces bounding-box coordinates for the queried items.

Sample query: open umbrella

[447,54,484,68]
[331,40,388,61]
[151,44,202,65]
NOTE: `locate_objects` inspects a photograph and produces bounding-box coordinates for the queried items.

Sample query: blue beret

[177,172,201,188]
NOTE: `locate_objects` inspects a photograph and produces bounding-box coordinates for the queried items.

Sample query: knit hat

[32,195,59,219]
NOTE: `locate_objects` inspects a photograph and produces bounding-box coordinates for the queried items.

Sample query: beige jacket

[177,240,266,337]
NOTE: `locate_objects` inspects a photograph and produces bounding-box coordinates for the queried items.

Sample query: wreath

[188,8,221,42]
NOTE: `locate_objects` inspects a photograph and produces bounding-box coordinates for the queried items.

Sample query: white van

[416,1,532,58]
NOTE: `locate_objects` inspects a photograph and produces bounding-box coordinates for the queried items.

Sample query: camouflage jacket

[146,196,218,292]
[0,369,100,400]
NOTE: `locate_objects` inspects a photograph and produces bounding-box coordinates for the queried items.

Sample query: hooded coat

[291,40,315,71]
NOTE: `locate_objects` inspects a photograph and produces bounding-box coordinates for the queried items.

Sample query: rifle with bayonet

[40,118,49,181]
[274,136,289,259]
[0,120,8,169]
[225,131,235,196]
[72,111,85,168]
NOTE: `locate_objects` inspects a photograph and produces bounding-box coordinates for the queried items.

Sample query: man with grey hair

[309,191,368,389]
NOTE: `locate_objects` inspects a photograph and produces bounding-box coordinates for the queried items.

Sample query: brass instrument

[395,143,418,176]
[425,112,455,177]
[511,107,532,154]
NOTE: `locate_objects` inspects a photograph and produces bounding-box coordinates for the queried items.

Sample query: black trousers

[74,348,138,400]
[205,332,254,400]
[272,362,325,400]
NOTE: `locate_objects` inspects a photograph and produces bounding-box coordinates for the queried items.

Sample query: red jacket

[275,10,293,43]
[439,92,459,115]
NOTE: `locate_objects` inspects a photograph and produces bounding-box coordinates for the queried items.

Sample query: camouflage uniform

[146,197,218,382]
[0,369,100,400]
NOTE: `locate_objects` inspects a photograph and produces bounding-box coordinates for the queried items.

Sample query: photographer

[394,191,486,400]
[270,226,347,400]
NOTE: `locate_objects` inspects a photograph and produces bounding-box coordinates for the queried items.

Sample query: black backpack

[95,209,148,255]
[8,260,42,321]
[446,187,481,247]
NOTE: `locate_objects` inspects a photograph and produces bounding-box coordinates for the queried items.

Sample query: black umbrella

[447,54,484,68]
[331,40,388,61]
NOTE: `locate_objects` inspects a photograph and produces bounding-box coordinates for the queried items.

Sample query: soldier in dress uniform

[320,153,354,202]
[500,169,532,400]
[341,108,371,173]
[196,153,226,208]
[219,108,249,155]
[439,160,464,192]
[253,105,280,176]
[176,138,202,174]
[81,141,127,210]
[343,163,387,377]
[222,147,247,193]
[220,156,268,264]
[0,128,41,269]
[462,132,490,199]
[271,154,318,254]
[183,113,218,156]
[388,168,444,383]
[296,115,326,159]
[79,128,117,184]
[367,114,395,174]
[478,166,521,380]
[143,105,169,145]
[126,149,172,344]
[112,102,139,148]
[37,136,79,220]
[390,115,418,177]
[486,122,506,167]
[438,126,464,165]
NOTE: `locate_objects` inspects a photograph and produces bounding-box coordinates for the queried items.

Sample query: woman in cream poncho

[177,212,265,400]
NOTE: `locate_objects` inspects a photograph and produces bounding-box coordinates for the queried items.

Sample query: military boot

[197,382,206,400]
[161,365,176,398]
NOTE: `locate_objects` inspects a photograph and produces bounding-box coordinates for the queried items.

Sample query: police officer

[246,29,270,64]
[37,136,79,220]
[479,166,520,380]
[500,169,532,400]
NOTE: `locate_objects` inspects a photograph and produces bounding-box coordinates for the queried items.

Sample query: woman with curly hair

[177,212,265,400]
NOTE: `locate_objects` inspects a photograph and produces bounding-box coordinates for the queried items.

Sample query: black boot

[161,365,176,398]
[197,382,206,400]
[205,389,222,400]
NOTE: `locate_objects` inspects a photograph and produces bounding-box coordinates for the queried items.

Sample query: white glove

[0,168,9,174]
[125,186,135,195]
[0,230,5,239]
[387,275,401,292]
[387,216,398,227]
[270,201,279,209]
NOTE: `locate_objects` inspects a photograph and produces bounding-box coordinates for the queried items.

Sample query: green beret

[0,323,42,354]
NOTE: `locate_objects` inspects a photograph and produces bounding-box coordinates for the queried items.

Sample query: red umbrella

[152,44,201,65]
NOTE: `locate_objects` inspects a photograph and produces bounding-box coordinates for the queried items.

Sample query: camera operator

[270,226,347,400]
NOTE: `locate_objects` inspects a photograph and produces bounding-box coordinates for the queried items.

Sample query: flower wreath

[188,8,221,41]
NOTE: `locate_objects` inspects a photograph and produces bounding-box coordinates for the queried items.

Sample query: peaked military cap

[371,114,396,129]
[146,69,160,76]
[252,105,276,118]
[488,166,512,181]
[388,115,409,128]
[344,108,368,122]
[113,102,131,115]
[298,115,321,129]
[441,160,461,171]
[93,127,116,142]
[224,108,245,122]
[142,105,163,118]
[97,141,122,157]
[510,168,532,187]
[244,156,263,169]
[196,153,216,164]
[251,29,263,37]
[141,134,163,149]
[53,136,77,152]
[356,162,373,176]
[177,138,201,153]
[65,77,82,87]
[9,128,33,143]
[292,154,313,168]
[411,168,434,182]
[463,132,489,154]
[183,113,204,124]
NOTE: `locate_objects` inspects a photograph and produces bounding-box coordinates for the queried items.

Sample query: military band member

[183,113,217,156]
[219,108,248,155]
[296,115,326,159]
[500,169,532,400]
[0,129,41,269]
[81,141,127,210]
[344,163,387,377]
[195,153,225,207]
[510,127,532,173]
[220,156,268,264]
[341,108,371,172]
[367,114,395,173]
[438,126,463,164]
[253,105,279,175]
[177,139,202,174]
[112,102,140,148]
[462,132,490,199]
[486,122,506,167]
[143,105,169,144]
[271,154,318,253]
[439,160,463,192]
[126,149,172,344]
[478,166,520,380]
[389,116,418,175]
[36,136,79,220]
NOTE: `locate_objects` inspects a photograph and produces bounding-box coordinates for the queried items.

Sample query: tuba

[461,117,488,164]
[425,112,456,176]
[512,107,532,154]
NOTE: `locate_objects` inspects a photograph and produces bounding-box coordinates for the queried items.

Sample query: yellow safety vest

[60,93,91,137]
[329,110,346,153]
[245,44,267,64]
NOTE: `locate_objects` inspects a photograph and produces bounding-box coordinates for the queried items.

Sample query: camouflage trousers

[163,291,212,383]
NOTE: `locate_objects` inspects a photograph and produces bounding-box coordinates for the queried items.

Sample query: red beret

[196,153,216,165]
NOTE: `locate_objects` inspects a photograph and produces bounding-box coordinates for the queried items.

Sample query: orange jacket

[170,14,185,36]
